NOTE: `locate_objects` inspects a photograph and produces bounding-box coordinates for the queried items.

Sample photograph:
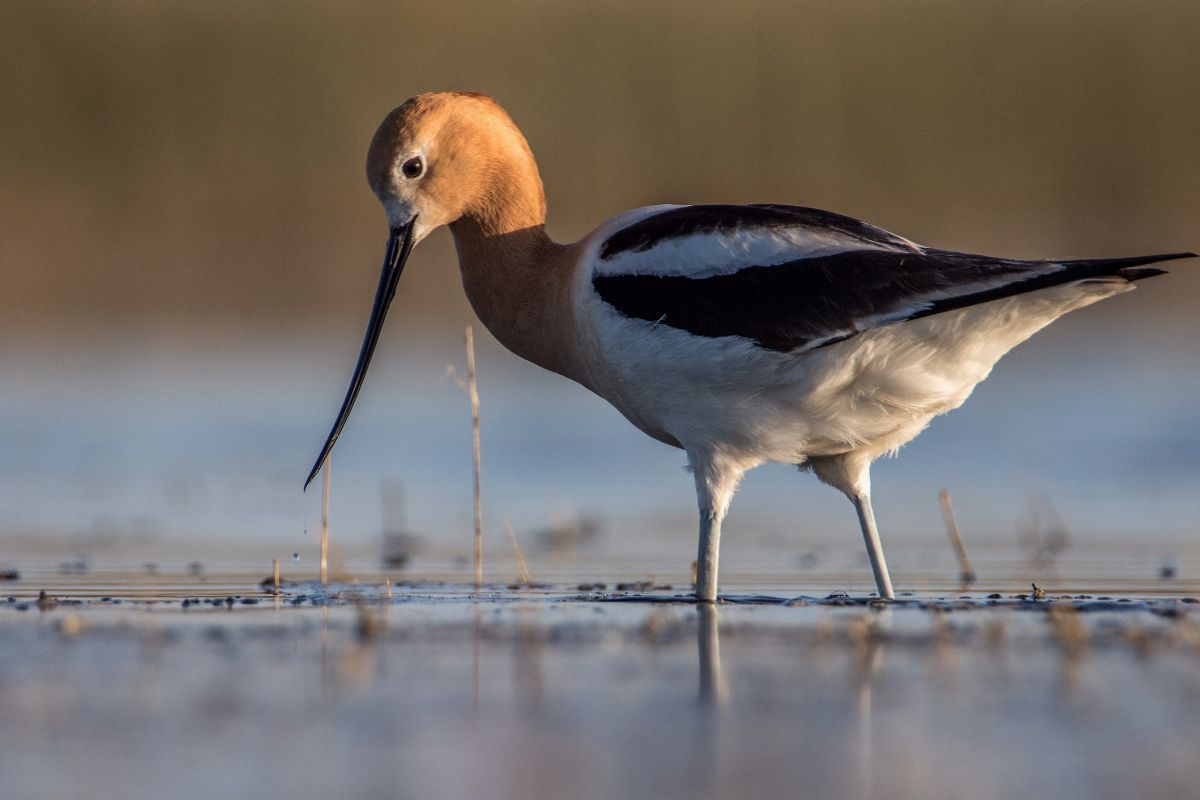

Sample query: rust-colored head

[366,92,546,241]
[305,92,549,490]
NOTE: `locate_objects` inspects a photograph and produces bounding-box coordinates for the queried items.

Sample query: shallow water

[2,563,1199,800]
[3,325,1199,798]
[2,510,1198,800]
[3,324,1199,553]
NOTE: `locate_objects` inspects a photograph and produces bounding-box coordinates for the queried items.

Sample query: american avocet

[305,92,1193,601]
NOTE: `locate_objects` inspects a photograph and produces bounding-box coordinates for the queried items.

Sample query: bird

[305,91,1193,602]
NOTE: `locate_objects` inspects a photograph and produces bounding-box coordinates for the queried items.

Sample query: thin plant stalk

[466,325,483,590]
[505,523,533,586]
[939,489,976,584]
[321,458,331,587]
[272,558,280,594]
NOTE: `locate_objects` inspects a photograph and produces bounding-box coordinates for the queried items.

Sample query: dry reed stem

[272,558,280,594]
[321,458,331,586]
[504,523,533,585]
[466,325,483,590]
[938,489,976,583]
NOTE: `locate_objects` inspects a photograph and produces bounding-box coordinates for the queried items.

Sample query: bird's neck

[449,179,579,380]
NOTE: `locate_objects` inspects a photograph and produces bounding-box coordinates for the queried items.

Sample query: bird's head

[366,91,544,242]
[304,92,542,489]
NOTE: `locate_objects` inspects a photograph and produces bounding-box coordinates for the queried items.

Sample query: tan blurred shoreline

[2,1,1197,335]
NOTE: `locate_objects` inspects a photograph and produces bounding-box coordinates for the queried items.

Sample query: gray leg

[809,453,897,600]
[696,510,723,603]
[690,452,747,603]
[853,492,895,599]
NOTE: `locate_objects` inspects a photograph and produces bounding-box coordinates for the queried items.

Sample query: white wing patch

[593,206,920,280]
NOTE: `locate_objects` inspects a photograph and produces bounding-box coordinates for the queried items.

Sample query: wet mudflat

[2,559,1199,800]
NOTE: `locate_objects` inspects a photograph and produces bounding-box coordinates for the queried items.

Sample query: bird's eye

[401,156,423,179]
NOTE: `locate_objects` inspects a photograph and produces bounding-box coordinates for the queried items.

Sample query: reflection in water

[315,605,392,691]
[697,604,727,708]
[473,606,482,713]
[135,622,167,714]
[854,609,888,799]
[690,604,726,796]
[320,605,330,699]
[513,608,546,717]
[1050,606,1090,703]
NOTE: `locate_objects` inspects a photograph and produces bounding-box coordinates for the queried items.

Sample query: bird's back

[570,203,1189,461]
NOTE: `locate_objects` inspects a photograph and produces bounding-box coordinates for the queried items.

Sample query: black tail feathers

[1062,252,1195,283]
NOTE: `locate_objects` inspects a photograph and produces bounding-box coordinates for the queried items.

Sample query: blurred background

[1,2,1197,575]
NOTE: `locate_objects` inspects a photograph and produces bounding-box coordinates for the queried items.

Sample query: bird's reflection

[688,603,727,795]
[853,609,889,799]
[697,603,728,708]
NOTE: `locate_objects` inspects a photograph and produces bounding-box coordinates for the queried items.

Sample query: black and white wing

[592,204,1191,353]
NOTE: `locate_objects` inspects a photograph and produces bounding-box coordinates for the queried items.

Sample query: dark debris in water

[595,590,1195,616]
[0,578,1197,620]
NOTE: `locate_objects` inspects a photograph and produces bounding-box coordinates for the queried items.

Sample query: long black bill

[304,219,417,490]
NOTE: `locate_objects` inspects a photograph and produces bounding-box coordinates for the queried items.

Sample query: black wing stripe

[594,250,1191,353]
[598,204,914,260]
